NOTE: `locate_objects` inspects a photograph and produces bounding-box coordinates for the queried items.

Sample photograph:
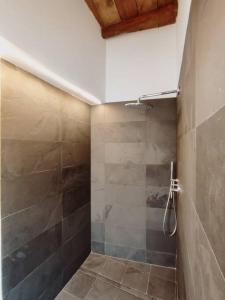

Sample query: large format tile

[82,253,106,274]
[3,224,61,295]
[105,184,145,208]
[196,105,225,276]
[147,271,176,300]
[104,122,146,143]
[104,103,146,123]
[100,257,126,283]
[146,120,176,164]
[64,270,95,299]
[105,225,146,250]
[146,164,170,187]
[105,205,146,229]
[105,244,146,263]
[105,143,146,165]
[85,278,118,300]
[2,140,60,178]
[121,261,150,294]
[62,142,90,168]
[2,194,62,256]
[2,170,60,218]
[62,203,90,242]
[195,0,225,126]
[105,163,146,186]
[55,290,80,300]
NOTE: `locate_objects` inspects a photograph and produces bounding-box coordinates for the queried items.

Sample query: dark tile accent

[2,223,61,296]
[92,242,105,255]
[63,185,90,218]
[2,170,60,218]
[4,249,63,300]
[62,165,90,192]
[146,251,176,268]
[38,274,63,300]
[105,244,146,263]
[146,230,176,254]
[2,194,62,256]
[196,106,225,276]
[62,224,91,271]
[146,164,171,186]
[62,203,90,242]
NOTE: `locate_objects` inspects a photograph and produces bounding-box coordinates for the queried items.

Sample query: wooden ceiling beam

[114,0,138,20]
[102,2,178,38]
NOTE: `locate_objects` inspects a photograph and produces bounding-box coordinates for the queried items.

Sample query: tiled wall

[91,100,177,267]
[1,60,91,299]
[177,0,225,299]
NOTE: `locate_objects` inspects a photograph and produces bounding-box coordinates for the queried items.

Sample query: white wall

[0,0,106,101]
[105,24,177,102]
[176,0,192,78]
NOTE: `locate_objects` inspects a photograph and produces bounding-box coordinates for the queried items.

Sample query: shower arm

[139,88,180,100]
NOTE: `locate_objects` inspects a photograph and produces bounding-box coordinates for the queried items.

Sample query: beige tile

[195,0,225,126]
[62,142,90,167]
[150,265,175,283]
[115,289,143,300]
[62,119,90,143]
[82,253,106,274]
[121,261,150,293]
[104,103,146,123]
[55,290,80,300]
[105,143,146,165]
[91,162,105,189]
[104,122,146,143]
[91,142,105,164]
[64,270,95,299]
[84,278,118,300]
[196,106,225,276]
[100,257,126,283]
[91,105,105,125]
[62,94,90,124]
[2,140,60,177]
[105,184,146,207]
[105,163,145,186]
[147,275,175,300]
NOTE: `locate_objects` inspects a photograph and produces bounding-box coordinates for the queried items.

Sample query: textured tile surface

[91,101,176,267]
[177,0,225,298]
[1,60,91,300]
[55,253,176,300]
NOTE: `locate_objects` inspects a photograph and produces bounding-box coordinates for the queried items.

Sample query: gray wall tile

[1,60,91,299]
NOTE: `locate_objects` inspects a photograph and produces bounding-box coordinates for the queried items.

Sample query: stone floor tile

[82,253,106,274]
[64,270,95,299]
[100,257,126,283]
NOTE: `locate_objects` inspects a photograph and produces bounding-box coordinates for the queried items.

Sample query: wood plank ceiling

[85,0,178,38]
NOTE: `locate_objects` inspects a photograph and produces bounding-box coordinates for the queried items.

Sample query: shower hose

[163,162,178,237]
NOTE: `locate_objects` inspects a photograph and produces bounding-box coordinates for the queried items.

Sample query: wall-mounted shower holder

[170,178,182,193]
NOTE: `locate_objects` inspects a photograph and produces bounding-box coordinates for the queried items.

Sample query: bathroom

[0,0,225,299]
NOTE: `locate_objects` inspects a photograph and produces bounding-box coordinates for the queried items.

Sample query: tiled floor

[55,253,176,300]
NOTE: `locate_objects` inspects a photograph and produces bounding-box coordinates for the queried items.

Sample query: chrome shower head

[125,98,153,109]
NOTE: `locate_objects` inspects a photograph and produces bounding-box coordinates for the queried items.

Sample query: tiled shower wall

[91,100,177,267]
[177,0,225,299]
[1,60,91,299]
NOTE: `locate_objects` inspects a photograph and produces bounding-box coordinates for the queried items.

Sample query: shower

[125,88,180,108]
